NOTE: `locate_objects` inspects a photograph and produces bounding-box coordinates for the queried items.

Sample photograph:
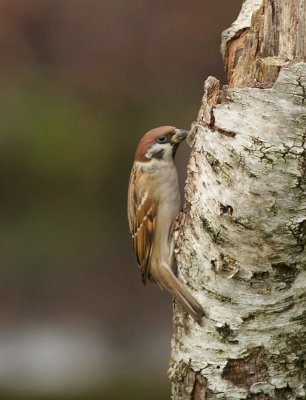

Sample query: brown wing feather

[128,167,156,283]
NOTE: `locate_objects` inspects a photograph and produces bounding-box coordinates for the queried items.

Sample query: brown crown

[134,126,176,162]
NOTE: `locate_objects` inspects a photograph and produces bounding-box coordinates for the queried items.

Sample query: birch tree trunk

[169,1,306,399]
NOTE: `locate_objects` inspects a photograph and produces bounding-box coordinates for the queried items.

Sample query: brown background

[0,1,241,398]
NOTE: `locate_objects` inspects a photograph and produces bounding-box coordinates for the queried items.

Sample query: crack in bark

[170,361,212,400]
[297,76,305,104]
[201,215,222,244]
[287,219,306,252]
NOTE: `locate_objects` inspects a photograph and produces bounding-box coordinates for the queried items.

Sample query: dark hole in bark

[219,203,234,216]
[252,271,270,281]
[228,339,239,344]
[216,127,236,137]
[246,394,271,400]
[272,262,297,284]
[243,313,256,322]
[275,385,294,399]
[216,323,234,341]
[250,271,270,290]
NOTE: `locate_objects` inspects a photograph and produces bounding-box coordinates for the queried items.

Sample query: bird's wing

[128,167,156,283]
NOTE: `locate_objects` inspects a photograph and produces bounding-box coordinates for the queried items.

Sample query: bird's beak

[171,129,188,144]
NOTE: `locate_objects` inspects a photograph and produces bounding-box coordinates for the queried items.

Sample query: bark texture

[222,0,306,88]
[169,1,306,399]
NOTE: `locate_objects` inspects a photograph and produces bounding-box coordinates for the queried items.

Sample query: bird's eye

[158,136,167,143]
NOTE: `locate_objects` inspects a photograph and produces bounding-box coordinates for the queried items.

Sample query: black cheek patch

[172,143,179,158]
[152,148,165,160]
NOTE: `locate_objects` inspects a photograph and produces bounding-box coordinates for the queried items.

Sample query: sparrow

[127,126,205,323]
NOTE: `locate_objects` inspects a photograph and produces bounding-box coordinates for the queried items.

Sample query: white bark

[169,1,306,399]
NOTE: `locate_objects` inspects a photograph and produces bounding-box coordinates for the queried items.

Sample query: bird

[127,126,205,323]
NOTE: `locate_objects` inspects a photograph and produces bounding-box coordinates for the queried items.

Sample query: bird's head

[134,126,188,163]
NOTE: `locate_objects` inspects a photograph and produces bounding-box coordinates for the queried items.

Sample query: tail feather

[156,265,205,324]
[172,278,205,324]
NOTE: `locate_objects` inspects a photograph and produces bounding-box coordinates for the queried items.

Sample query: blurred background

[0,0,241,398]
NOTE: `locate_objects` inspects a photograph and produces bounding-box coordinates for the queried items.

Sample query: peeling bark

[221,0,306,88]
[170,1,306,399]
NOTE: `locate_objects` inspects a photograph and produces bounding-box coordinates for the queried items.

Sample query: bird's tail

[156,264,205,324]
